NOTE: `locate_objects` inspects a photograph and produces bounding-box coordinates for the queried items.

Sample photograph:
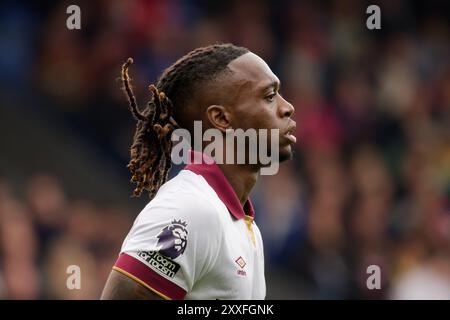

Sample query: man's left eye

[265,93,276,102]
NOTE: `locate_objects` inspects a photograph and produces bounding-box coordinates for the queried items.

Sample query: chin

[278,145,294,162]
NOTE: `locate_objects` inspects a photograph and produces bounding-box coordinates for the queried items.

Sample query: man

[101,44,296,300]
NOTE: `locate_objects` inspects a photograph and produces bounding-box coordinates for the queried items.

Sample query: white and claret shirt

[113,152,266,300]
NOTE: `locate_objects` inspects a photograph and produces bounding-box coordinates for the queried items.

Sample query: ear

[206,105,232,132]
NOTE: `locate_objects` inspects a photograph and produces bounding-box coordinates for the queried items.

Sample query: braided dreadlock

[121,44,248,199]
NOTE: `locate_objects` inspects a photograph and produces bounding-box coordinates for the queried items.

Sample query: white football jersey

[113,151,266,300]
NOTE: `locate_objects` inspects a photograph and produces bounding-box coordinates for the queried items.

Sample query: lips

[285,133,297,144]
[284,122,297,144]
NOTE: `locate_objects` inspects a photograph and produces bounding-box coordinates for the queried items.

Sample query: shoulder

[121,169,224,278]
[132,169,223,236]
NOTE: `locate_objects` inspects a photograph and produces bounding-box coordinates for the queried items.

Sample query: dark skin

[207,52,296,204]
[101,269,163,300]
[101,52,296,300]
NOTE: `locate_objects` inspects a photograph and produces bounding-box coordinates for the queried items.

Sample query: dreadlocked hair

[121,44,249,199]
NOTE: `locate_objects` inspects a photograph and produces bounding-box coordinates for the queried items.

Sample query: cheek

[234,103,276,130]
[254,110,279,130]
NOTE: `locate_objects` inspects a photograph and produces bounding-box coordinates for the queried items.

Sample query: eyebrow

[259,80,280,93]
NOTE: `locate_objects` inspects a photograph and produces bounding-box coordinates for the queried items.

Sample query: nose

[279,96,295,118]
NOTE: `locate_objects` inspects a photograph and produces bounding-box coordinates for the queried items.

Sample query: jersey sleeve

[113,184,222,300]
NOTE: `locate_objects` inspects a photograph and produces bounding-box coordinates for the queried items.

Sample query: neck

[217,163,259,205]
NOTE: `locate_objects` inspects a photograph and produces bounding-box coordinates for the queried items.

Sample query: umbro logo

[235,256,246,268]
[235,256,247,276]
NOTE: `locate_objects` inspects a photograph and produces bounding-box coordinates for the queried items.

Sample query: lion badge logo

[156,219,188,259]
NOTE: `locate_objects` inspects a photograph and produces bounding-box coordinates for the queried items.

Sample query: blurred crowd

[0,174,133,298]
[0,0,449,299]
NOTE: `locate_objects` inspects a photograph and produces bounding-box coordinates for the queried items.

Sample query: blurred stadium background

[0,0,449,299]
